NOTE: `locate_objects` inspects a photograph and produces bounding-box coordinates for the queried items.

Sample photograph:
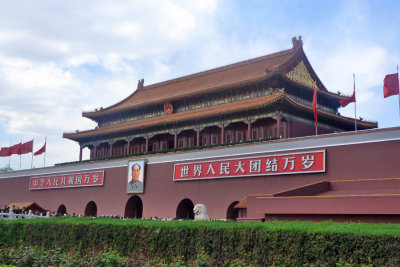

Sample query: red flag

[9,143,22,155]
[340,83,356,107]
[383,73,399,98]
[312,87,317,127]
[20,140,33,154]
[0,147,11,157]
[34,142,46,156]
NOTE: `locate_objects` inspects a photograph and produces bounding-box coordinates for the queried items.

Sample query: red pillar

[126,139,130,155]
[145,137,149,152]
[247,120,252,141]
[196,129,200,146]
[277,115,281,138]
[287,119,291,138]
[109,142,113,157]
[79,145,83,161]
[220,124,225,144]
[94,145,97,159]
[174,132,178,148]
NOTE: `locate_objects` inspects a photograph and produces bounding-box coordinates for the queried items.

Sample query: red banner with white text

[173,150,325,181]
[30,171,104,190]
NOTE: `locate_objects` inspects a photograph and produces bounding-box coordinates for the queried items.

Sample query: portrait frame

[127,160,146,194]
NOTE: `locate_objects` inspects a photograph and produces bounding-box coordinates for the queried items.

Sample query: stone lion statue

[193,203,209,221]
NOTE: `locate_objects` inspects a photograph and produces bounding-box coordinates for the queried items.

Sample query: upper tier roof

[83,36,348,120]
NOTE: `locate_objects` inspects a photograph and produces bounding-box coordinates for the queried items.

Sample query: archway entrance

[226,201,239,220]
[124,195,143,218]
[84,201,97,217]
[57,204,67,216]
[176,198,194,220]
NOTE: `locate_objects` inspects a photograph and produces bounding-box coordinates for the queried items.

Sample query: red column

[247,120,252,141]
[277,115,281,138]
[79,145,83,161]
[287,119,291,138]
[220,124,225,144]
[145,137,149,152]
[126,139,130,155]
[109,142,113,157]
[196,129,200,146]
[94,145,97,159]
[174,132,178,149]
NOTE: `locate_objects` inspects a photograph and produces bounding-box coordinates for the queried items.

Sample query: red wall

[1,132,399,219]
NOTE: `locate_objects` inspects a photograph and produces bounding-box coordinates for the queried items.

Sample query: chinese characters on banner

[30,171,104,190]
[173,150,325,181]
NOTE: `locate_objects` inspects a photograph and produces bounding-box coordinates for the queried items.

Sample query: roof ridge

[144,47,296,90]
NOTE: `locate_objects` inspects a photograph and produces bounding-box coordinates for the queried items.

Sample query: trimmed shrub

[0,218,399,266]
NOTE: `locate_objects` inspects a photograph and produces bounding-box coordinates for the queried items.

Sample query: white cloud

[156,2,197,42]
[0,0,399,171]
[2,62,73,90]
[66,54,99,68]
[114,22,141,40]
[187,0,218,13]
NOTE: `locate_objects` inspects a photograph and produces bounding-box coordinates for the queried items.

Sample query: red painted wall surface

[0,134,399,219]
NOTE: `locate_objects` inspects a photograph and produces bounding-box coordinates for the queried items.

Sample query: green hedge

[1,218,400,266]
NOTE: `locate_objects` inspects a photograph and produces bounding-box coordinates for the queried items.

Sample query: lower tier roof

[64,91,377,142]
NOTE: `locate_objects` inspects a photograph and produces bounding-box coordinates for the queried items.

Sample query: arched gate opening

[226,201,239,220]
[84,201,97,217]
[57,204,67,216]
[125,195,143,218]
[176,198,194,220]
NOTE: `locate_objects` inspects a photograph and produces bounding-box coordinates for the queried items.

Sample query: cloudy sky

[0,0,399,170]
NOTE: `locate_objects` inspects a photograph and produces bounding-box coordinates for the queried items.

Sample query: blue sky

[0,0,399,170]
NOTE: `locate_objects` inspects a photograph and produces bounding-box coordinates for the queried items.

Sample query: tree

[0,164,13,173]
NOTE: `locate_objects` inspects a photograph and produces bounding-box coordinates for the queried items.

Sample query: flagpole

[31,138,34,169]
[19,139,22,170]
[397,65,399,120]
[315,94,318,136]
[8,140,11,169]
[354,74,357,131]
[44,136,46,167]
[314,87,318,136]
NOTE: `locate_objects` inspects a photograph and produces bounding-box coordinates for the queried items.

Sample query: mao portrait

[127,160,145,193]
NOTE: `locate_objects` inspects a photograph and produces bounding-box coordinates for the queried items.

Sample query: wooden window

[261,127,267,139]
[188,137,195,147]
[236,132,243,142]
[202,136,208,146]
[226,134,231,143]
[160,141,167,150]
[211,134,219,145]
[178,139,184,148]
[252,129,258,140]
[152,143,157,151]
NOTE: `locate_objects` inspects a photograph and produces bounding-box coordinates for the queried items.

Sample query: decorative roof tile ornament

[137,78,144,90]
[286,61,318,89]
